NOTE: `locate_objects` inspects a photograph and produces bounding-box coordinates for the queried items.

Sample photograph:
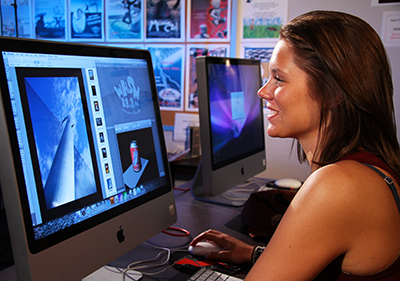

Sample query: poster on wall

[240,0,287,42]
[1,0,19,37]
[1,0,32,38]
[146,45,184,111]
[185,44,229,111]
[69,0,104,41]
[106,0,143,41]
[187,0,231,42]
[381,11,400,47]
[34,0,67,40]
[145,0,184,42]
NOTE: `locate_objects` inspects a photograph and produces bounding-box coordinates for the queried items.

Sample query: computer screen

[191,56,266,206]
[0,37,176,281]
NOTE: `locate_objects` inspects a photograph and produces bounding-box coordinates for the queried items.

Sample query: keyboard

[187,268,243,281]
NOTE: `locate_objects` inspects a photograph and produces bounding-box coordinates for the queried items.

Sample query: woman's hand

[190,229,255,264]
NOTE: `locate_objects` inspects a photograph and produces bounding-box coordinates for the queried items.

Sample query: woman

[190,11,400,280]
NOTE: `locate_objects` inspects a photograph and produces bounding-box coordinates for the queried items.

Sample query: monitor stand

[190,162,259,207]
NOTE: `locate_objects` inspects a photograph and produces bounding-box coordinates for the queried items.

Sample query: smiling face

[258,40,321,148]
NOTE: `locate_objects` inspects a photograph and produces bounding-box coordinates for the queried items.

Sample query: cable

[162,226,190,237]
[173,185,191,191]
[104,245,205,281]
[221,194,248,202]
[105,240,189,280]
[235,180,262,189]
[121,245,174,281]
[247,177,271,187]
[103,266,141,281]
[220,182,261,202]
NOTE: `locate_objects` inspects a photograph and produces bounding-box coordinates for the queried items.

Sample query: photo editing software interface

[1,49,168,242]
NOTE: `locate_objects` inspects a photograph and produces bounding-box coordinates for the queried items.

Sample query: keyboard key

[187,268,243,281]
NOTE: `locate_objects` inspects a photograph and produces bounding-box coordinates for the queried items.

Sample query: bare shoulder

[291,160,400,274]
[300,159,399,200]
[293,160,398,221]
[287,159,400,255]
[292,160,370,212]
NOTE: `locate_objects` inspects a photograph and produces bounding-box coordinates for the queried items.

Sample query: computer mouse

[274,178,302,189]
[188,241,222,256]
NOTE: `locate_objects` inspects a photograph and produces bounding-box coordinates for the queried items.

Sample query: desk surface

[0,179,266,280]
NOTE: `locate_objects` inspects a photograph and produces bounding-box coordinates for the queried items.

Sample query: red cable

[162,226,190,237]
[173,186,191,191]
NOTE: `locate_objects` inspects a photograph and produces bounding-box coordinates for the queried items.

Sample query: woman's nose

[257,79,273,100]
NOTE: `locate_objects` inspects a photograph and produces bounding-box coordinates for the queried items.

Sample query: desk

[0,179,267,280]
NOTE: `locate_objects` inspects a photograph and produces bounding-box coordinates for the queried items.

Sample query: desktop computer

[191,56,266,206]
[0,37,177,281]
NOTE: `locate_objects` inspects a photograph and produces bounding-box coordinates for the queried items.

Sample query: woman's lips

[267,108,280,120]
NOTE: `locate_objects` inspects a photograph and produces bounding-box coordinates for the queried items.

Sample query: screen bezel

[0,37,173,255]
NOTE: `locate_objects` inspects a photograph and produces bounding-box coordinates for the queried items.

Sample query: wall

[253,0,400,181]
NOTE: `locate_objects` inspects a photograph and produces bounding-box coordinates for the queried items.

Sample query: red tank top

[315,151,400,281]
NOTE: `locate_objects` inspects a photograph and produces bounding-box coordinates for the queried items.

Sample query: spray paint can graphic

[130,140,141,172]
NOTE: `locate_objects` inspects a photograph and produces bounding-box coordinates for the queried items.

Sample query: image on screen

[24,76,97,209]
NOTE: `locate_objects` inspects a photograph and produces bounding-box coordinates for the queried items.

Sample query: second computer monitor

[192,56,266,206]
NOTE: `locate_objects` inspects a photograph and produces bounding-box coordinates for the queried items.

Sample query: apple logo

[241,166,244,175]
[117,225,125,243]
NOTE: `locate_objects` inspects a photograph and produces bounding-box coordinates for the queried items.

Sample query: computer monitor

[0,37,177,281]
[191,56,266,206]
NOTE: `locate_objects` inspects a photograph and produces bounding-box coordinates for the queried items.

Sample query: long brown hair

[280,10,400,176]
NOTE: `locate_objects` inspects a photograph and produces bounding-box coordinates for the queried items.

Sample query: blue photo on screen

[24,76,96,209]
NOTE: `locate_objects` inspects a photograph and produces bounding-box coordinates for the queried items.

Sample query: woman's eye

[274,76,283,84]
[273,75,283,85]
